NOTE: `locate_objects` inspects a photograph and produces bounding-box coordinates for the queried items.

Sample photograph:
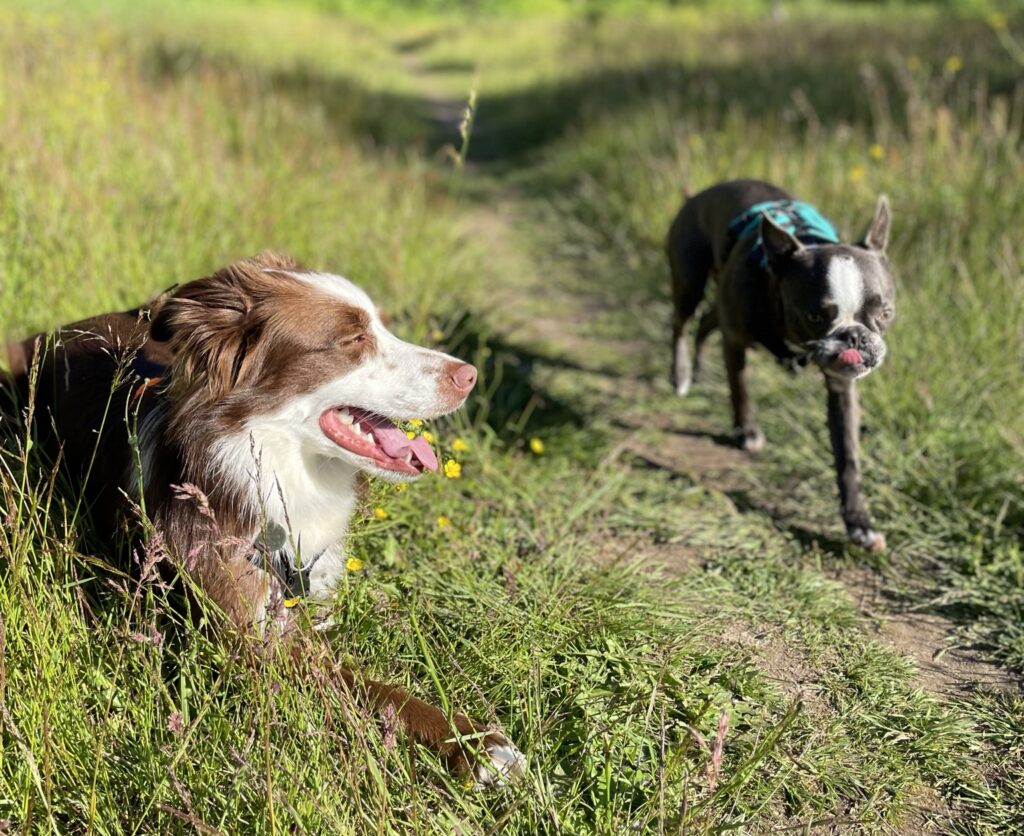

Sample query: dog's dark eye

[877,308,894,323]
[317,333,367,353]
[806,304,837,327]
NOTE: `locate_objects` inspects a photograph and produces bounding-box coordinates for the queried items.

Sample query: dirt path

[393,37,1018,707]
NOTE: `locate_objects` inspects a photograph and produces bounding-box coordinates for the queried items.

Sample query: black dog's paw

[848,525,886,553]
[733,425,766,453]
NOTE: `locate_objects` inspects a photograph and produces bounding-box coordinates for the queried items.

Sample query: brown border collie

[2,252,524,787]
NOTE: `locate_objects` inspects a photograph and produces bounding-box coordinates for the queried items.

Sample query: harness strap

[726,199,840,266]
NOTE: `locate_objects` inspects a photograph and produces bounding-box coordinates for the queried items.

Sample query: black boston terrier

[667,179,894,551]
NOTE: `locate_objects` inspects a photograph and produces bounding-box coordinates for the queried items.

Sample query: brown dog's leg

[723,340,765,452]
[293,641,524,787]
[825,376,885,552]
[175,527,524,787]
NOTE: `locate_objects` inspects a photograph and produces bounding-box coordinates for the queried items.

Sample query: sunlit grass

[1,2,1023,833]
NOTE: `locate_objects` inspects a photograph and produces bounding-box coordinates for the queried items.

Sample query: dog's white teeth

[403,452,413,463]
[339,409,353,425]
[366,432,376,444]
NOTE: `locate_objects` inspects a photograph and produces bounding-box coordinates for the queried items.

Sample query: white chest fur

[211,417,360,600]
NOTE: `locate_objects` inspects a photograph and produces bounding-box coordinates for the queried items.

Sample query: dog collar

[727,199,840,266]
[250,521,324,604]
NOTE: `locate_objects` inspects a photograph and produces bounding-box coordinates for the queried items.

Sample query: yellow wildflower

[444,459,462,479]
[848,165,866,184]
[406,431,416,439]
[436,515,451,529]
[452,438,469,453]
[430,328,446,342]
[868,144,885,161]
[395,482,408,492]
[422,430,435,444]
[945,55,962,73]
[373,507,388,520]
[409,419,424,427]
[346,557,365,572]
[529,437,545,455]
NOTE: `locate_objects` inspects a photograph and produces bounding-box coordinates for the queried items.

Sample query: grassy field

[1,1,1023,832]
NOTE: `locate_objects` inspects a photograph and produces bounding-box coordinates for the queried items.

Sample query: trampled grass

[1,1,1022,833]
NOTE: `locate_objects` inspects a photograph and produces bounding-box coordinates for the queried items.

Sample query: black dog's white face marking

[826,255,864,323]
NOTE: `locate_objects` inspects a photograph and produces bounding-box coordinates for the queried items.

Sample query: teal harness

[727,199,840,266]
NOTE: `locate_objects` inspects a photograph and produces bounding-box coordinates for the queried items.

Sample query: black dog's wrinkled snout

[811,323,887,376]
[837,325,873,351]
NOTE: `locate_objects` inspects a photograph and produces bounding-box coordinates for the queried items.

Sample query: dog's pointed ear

[860,194,891,252]
[760,214,804,263]
[149,261,266,399]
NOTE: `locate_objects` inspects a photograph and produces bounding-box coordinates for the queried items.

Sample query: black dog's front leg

[825,375,885,552]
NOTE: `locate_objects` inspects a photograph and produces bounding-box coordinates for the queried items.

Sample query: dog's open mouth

[319,408,438,475]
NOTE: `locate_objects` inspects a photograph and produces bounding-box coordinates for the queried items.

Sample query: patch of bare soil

[591,530,703,575]
[837,566,1018,697]
[623,429,752,492]
[877,613,1015,696]
[719,624,830,718]
[892,786,952,836]
[625,421,1017,700]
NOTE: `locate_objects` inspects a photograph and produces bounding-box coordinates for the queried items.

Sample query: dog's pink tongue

[838,348,863,366]
[374,425,438,471]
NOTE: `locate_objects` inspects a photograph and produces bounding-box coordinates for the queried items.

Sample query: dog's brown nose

[450,362,478,394]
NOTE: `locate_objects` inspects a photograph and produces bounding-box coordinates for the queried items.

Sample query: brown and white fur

[2,252,524,786]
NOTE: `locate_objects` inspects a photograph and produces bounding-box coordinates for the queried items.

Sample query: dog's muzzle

[812,325,887,379]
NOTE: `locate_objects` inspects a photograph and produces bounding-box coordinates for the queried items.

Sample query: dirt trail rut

[396,40,1017,704]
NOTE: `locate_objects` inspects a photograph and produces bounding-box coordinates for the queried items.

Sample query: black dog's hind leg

[668,232,713,396]
[724,339,765,452]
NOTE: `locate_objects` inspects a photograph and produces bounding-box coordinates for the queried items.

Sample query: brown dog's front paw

[472,730,527,789]
[445,719,525,789]
[848,526,886,553]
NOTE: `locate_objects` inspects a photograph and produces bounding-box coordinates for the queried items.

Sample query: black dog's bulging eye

[806,304,838,327]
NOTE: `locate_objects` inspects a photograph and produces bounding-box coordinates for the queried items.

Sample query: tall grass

[1,3,1023,833]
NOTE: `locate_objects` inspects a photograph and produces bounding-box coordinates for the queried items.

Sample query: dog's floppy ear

[760,214,804,263]
[859,194,891,252]
[150,259,269,399]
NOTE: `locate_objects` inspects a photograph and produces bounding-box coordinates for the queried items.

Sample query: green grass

[2,1,1023,833]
